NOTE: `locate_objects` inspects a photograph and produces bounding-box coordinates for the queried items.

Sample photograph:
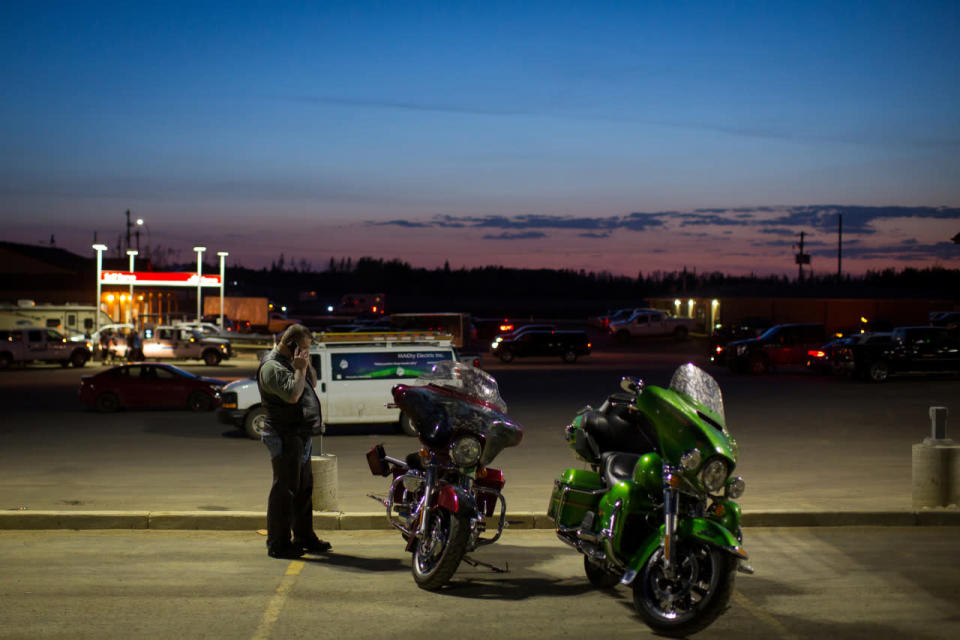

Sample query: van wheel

[673,326,689,341]
[498,349,515,363]
[96,392,120,413]
[244,407,267,439]
[71,350,88,368]
[187,391,213,412]
[398,412,418,437]
[203,350,222,366]
[562,350,578,364]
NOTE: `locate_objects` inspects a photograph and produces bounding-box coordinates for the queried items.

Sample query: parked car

[490,329,591,363]
[609,309,696,342]
[709,317,773,365]
[0,327,92,369]
[929,311,960,328]
[141,326,233,365]
[78,363,225,412]
[489,323,556,350]
[855,326,960,382]
[726,323,827,374]
[822,332,893,377]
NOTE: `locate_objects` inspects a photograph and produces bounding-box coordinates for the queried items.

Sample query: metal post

[217,251,229,331]
[126,250,138,326]
[92,244,108,335]
[193,246,206,324]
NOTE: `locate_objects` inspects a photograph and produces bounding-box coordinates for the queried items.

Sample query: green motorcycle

[548,363,751,636]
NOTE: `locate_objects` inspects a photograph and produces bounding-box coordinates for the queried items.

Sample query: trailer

[0,300,112,335]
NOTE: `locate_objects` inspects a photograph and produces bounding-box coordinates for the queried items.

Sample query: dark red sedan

[79,363,226,412]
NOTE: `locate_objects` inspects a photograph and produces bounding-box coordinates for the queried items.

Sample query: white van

[217,332,458,439]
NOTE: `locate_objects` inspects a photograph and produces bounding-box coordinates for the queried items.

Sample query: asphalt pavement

[1,339,958,530]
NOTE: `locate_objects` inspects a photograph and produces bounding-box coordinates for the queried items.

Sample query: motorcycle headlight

[700,458,729,492]
[680,449,702,471]
[725,476,746,499]
[450,436,482,467]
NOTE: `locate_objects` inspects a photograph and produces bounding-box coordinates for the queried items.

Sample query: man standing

[257,324,332,559]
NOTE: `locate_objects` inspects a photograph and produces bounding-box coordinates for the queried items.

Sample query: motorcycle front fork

[661,465,681,580]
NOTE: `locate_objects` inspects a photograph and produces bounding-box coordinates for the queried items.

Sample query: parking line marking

[252,560,305,640]
[733,591,798,640]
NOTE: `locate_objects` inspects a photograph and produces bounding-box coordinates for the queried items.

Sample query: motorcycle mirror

[620,376,644,395]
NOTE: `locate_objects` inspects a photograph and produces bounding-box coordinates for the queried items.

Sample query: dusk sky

[2,1,959,276]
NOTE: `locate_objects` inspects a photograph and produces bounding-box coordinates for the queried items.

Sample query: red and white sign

[100,271,222,287]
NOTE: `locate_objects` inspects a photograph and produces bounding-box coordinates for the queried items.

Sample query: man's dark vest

[256,349,314,437]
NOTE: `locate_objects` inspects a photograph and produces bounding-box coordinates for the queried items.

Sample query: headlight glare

[725,476,746,499]
[450,436,482,467]
[700,458,729,492]
[680,449,702,471]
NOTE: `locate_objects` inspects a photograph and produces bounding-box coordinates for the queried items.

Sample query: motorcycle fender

[621,527,665,585]
[435,483,478,519]
[679,517,748,560]
[620,518,748,586]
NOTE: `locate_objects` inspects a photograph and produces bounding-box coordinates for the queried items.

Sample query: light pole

[217,251,229,331]
[193,246,206,323]
[93,244,108,335]
[126,250,138,325]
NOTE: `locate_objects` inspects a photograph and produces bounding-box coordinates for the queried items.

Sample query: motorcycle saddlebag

[547,469,604,528]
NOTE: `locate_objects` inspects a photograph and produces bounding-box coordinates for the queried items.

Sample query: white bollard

[912,406,958,509]
[311,454,338,512]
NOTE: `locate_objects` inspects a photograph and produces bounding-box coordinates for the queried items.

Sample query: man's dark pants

[266,434,314,550]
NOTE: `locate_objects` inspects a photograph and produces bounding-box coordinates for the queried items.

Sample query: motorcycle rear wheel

[412,508,470,590]
[632,542,736,637]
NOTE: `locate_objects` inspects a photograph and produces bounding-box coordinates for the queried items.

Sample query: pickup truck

[491,329,591,363]
[609,309,696,342]
[854,326,960,382]
[0,327,92,368]
[142,326,233,365]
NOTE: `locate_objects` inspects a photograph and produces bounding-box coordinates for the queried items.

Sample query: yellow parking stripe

[252,561,305,640]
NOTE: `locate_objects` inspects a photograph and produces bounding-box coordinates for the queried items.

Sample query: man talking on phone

[257,324,332,559]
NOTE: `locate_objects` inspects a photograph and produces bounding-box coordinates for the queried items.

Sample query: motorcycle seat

[600,451,641,487]
[582,402,657,457]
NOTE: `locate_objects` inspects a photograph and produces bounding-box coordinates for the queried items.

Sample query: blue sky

[2,1,958,275]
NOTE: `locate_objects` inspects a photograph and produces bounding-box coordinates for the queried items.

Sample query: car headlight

[490,341,499,350]
[680,449,702,471]
[450,436,482,467]
[700,458,729,492]
[725,476,746,499]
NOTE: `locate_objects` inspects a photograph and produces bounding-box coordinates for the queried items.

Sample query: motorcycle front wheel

[412,507,470,590]
[633,542,736,637]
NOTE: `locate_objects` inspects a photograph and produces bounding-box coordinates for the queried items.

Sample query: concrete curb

[1,509,958,530]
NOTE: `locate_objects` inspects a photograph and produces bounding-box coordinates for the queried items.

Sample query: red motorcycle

[367,361,523,589]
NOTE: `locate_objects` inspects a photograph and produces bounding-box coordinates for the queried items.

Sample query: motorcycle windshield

[409,361,522,463]
[668,363,725,427]
[416,360,508,413]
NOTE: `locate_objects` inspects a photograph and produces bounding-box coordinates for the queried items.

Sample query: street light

[136,218,151,260]
[92,244,108,335]
[217,251,229,331]
[193,246,206,323]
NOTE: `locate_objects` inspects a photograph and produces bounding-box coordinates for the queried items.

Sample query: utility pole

[125,210,132,254]
[837,214,843,281]
[795,231,810,283]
